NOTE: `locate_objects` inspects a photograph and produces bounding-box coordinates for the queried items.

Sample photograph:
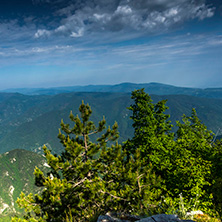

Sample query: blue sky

[0,0,222,89]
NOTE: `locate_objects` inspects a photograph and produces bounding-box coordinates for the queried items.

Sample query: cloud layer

[0,0,221,89]
[34,0,215,38]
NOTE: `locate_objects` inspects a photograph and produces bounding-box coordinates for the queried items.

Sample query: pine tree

[13,101,161,222]
[124,89,174,180]
[211,139,222,219]
[165,108,216,213]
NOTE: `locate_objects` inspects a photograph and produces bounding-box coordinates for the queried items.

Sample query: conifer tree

[124,89,174,179]
[13,101,161,222]
[211,139,222,218]
[172,109,216,211]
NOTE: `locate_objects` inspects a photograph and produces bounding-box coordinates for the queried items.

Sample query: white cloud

[208,36,222,46]
[55,25,67,33]
[166,8,179,17]
[31,0,216,38]
[115,5,132,15]
[34,29,51,38]
[70,27,84,37]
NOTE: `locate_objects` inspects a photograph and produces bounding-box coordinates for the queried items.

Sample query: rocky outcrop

[97,213,196,222]
[138,214,195,222]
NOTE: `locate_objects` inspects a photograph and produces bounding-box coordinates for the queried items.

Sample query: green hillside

[0,149,48,219]
[0,93,50,141]
[0,92,222,154]
[0,92,133,154]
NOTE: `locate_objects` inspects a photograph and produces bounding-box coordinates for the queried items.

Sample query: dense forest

[10,89,222,222]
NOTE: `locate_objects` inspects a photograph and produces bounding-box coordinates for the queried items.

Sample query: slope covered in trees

[1,92,222,154]
[0,149,49,218]
[12,89,222,222]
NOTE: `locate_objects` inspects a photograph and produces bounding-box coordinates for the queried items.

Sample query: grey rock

[97,212,135,222]
[97,214,119,222]
[97,213,196,222]
[138,214,180,222]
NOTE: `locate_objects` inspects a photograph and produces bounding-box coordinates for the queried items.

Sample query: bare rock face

[97,213,196,222]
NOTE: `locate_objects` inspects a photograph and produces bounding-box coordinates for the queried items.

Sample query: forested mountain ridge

[0,93,50,141]
[1,91,222,154]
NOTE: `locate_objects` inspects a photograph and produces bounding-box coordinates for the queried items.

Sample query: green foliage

[124,89,174,180]
[124,88,221,218]
[158,193,221,222]
[0,215,12,222]
[0,149,48,220]
[10,89,222,220]
[171,109,215,210]
[211,140,222,218]
[14,101,161,221]
[157,193,200,220]
[124,89,174,189]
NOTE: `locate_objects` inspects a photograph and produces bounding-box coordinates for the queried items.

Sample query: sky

[0,0,222,89]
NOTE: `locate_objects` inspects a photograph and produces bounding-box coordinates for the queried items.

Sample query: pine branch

[137,170,142,194]
[99,190,127,201]
[69,177,90,188]
[88,130,99,136]
[83,133,88,161]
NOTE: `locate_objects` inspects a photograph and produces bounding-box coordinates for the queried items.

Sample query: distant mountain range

[3,82,222,99]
